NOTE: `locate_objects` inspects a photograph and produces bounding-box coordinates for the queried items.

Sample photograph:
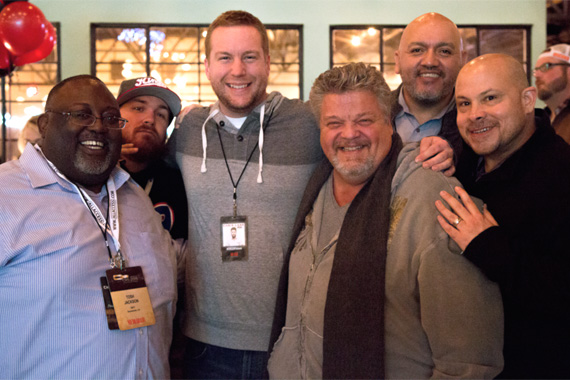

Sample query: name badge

[102,266,156,330]
[220,215,248,261]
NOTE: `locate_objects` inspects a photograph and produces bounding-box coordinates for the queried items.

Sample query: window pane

[96,27,146,64]
[382,28,403,64]
[479,29,527,63]
[151,27,199,64]
[269,63,300,99]
[269,29,300,63]
[331,24,530,88]
[93,24,302,105]
[459,28,478,62]
[1,25,59,162]
[382,63,401,90]
[332,29,380,65]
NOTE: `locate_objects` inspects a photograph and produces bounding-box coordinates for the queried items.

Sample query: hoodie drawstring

[200,108,219,173]
[200,105,265,184]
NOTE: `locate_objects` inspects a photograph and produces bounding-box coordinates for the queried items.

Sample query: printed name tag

[104,266,155,330]
[220,215,248,261]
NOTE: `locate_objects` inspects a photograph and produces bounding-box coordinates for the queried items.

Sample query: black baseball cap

[117,77,182,122]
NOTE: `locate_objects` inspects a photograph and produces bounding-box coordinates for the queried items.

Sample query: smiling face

[120,95,169,162]
[39,77,122,191]
[319,91,393,188]
[205,25,270,117]
[455,55,537,172]
[395,13,464,108]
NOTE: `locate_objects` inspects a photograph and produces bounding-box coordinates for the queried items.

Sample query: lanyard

[216,125,259,217]
[36,146,125,269]
[215,104,273,217]
[75,178,125,269]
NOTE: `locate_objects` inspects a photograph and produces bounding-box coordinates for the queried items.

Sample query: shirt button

[139,369,143,376]
[139,329,144,336]
[219,121,225,127]
[237,135,244,142]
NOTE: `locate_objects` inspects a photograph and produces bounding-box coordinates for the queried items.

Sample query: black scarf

[269,134,403,379]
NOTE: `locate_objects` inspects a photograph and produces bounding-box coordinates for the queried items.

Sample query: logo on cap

[135,77,167,89]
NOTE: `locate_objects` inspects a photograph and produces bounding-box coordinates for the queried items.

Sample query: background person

[533,43,570,143]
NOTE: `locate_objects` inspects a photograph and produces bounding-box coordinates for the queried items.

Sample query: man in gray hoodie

[168,10,323,379]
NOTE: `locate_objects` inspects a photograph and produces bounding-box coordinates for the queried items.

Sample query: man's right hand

[415,136,455,176]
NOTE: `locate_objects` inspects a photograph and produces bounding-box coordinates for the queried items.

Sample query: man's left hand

[435,186,498,250]
[415,136,455,176]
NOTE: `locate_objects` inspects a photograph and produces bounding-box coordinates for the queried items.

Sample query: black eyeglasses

[533,62,570,74]
[46,110,127,129]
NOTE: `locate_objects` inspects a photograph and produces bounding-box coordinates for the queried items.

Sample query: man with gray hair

[268,63,503,379]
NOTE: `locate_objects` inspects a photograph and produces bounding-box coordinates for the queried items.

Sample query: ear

[521,86,537,114]
[394,50,401,75]
[204,57,211,80]
[37,113,49,138]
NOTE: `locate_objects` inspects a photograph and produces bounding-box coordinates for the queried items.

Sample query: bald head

[399,13,462,51]
[395,13,465,111]
[455,53,537,172]
[459,54,529,92]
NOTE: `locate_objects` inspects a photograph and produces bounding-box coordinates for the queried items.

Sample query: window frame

[330,24,532,83]
[90,23,304,101]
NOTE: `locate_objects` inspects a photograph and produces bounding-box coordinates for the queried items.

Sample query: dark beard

[128,142,166,163]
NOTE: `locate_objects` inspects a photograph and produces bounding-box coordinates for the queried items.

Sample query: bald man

[393,12,467,176]
[436,54,570,378]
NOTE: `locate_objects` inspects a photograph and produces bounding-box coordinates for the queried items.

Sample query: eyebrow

[408,41,457,49]
[131,98,169,111]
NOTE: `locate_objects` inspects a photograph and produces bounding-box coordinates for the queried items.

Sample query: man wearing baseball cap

[534,44,570,143]
[117,77,188,240]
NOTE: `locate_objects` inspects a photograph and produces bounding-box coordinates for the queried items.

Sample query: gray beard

[75,151,113,175]
[331,154,375,184]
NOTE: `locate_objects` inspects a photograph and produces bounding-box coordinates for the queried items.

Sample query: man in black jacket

[437,53,570,379]
[393,12,466,175]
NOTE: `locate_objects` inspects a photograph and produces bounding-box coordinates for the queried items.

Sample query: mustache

[133,125,160,138]
[333,136,370,149]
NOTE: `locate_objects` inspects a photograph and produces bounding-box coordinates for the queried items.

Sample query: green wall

[34,0,547,96]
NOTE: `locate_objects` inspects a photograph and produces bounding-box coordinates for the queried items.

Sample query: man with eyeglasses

[534,44,570,143]
[0,75,177,379]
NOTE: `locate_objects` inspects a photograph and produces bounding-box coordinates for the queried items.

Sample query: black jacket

[457,110,570,379]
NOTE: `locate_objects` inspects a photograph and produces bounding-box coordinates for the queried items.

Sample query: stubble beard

[331,154,375,185]
[74,150,114,176]
[538,72,568,102]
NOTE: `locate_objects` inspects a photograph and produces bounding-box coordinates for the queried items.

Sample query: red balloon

[0,40,11,69]
[13,21,55,66]
[0,2,48,56]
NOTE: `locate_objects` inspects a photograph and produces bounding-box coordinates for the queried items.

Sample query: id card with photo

[220,215,248,261]
[105,266,155,330]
